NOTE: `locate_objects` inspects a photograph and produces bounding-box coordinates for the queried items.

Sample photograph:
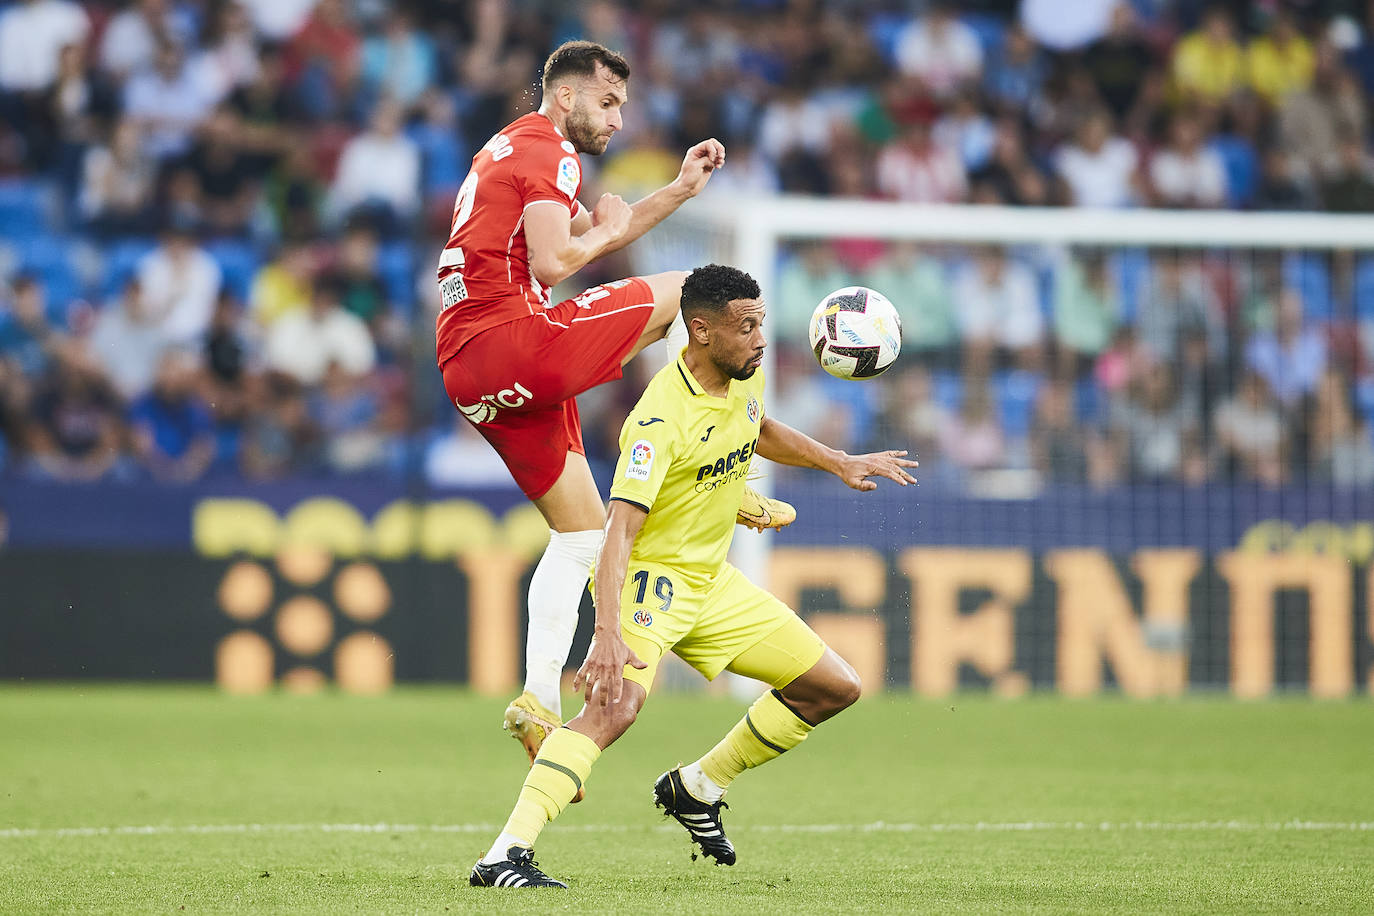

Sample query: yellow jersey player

[469,264,917,889]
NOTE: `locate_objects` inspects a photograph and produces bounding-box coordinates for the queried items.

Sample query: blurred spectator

[27,348,123,481]
[937,379,1005,474]
[876,120,966,204]
[859,242,957,360]
[425,415,512,487]
[99,0,195,81]
[894,3,983,99]
[1054,110,1139,208]
[328,98,421,232]
[0,275,61,377]
[409,88,469,206]
[128,351,215,482]
[360,7,438,107]
[189,0,262,105]
[1308,368,1374,486]
[775,242,849,345]
[1320,134,1374,213]
[87,277,166,402]
[136,223,223,348]
[1081,4,1155,121]
[1054,250,1120,375]
[983,24,1047,114]
[969,119,1049,206]
[1110,363,1197,482]
[311,361,389,473]
[34,42,116,185]
[1148,112,1227,208]
[758,80,834,168]
[184,105,257,235]
[264,144,326,239]
[1030,378,1089,483]
[1246,9,1314,105]
[872,366,946,469]
[601,126,680,203]
[0,0,90,93]
[1172,7,1244,104]
[124,42,215,161]
[952,248,1044,371]
[264,278,376,385]
[332,223,389,326]
[1245,287,1327,410]
[237,0,314,42]
[1279,42,1366,180]
[1020,0,1116,52]
[287,0,362,120]
[650,8,739,87]
[250,239,316,327]
[239,376,319,478]
[1253,148,1319,210]
[226,43,296,177]
[1136,255,1223,364]
[933,92,994,173]
[1213,370,1286,485]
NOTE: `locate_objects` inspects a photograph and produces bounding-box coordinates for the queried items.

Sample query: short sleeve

[516,140,581,213]
[609,411,678,512]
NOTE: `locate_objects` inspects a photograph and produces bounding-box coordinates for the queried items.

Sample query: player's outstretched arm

[598,139,727,256]
[573,499,649,707]
[755,416,918,492]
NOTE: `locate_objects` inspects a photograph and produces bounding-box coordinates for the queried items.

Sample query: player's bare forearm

[527,196,631,287]
[591,499,648,635]
[756,417,918,492]
[756,416,845,473]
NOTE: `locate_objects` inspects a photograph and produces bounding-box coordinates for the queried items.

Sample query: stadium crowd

[2,0,1374,491]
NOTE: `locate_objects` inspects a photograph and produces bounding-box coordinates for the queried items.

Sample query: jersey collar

[675,350,733,408]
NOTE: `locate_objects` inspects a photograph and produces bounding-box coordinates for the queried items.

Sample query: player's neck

[683,347,731,398]
[535,105,565,136]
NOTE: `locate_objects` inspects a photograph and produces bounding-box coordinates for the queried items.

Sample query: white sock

[482,832,527,865]
[524,528,604,718]
[664,311,687,361]
[679,761,726,804]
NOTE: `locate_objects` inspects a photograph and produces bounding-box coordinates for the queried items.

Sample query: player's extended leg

[656,615,860,865]
[619,270,688,366]
[472,637,662,889]
[503,451,607,779]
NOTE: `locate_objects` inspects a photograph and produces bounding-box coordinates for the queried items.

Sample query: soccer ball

[808,286,902,380]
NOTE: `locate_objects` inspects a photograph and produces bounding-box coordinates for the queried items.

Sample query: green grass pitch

[1,686,1370,914]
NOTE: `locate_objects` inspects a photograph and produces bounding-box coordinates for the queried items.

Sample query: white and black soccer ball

[808,286,902,380]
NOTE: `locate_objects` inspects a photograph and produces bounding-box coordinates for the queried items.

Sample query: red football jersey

[434,112,584,367]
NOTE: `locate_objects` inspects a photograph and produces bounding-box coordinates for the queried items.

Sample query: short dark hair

[541,40,630,92]
[680,265,761,319]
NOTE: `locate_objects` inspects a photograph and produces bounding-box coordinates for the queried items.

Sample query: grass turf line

[0,686,1370,913]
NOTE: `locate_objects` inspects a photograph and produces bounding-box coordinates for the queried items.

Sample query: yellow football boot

[503,691,585,802]
[737,484,796,532]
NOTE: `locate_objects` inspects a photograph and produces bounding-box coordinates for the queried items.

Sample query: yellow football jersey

[609,351,766,583]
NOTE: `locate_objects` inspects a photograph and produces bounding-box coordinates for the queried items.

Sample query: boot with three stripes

[469,846,567,889]
[652,767,737,865]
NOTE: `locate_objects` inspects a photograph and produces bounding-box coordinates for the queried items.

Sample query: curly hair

[680,264,761,319]
[541,41,630,92]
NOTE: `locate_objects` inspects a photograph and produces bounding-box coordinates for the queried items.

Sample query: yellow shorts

[618,562,826,695]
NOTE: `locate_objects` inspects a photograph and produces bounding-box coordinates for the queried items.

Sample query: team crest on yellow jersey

[746,396,760,423]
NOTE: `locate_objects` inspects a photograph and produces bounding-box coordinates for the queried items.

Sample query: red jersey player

[435,41,795,779]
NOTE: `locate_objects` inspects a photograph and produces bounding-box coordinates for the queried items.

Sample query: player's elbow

[529,250,569,288]
[837,669,862,710]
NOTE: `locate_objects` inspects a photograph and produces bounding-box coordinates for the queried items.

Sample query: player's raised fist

[675,138,727,197]
[591,192,632,239]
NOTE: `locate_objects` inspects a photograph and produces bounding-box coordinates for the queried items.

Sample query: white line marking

[0,820,1370,840]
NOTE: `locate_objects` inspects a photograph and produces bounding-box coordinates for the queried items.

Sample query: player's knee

[827,663,862,713]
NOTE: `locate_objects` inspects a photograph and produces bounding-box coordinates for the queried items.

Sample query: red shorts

[440,277,656,499]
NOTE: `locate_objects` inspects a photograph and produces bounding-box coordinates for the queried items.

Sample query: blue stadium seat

[1075,376,1107,425]
[1353,256,1374,322]
[931,369,964,412]
[15,235,82,317]
[1113,248,1151,323]
[204,239,262,301]
[101,237,157,298]
[962,13,1007,56]
[996,370,1042,439]
[378,240,416,312]
[1282,252,1333,320]
[1357,376,1374,425]
[0,180,50,241]
[867,13,907,64]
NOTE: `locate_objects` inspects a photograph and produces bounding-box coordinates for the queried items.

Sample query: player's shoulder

[505,113,578,157]
[625,363,693,430]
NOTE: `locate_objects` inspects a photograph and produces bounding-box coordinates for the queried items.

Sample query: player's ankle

[679,762,726,803]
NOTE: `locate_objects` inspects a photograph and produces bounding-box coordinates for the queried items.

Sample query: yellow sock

[502,727,601,847]
[697,690,813,789]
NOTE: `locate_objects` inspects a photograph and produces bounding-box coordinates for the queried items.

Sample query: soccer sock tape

[502,727,601,848]
[697,689,814,790]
